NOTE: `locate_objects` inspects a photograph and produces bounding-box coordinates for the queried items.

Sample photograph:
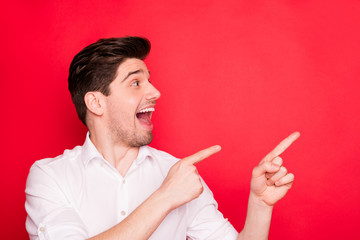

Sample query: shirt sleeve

[186,179,239,240]
[25,163,88,240]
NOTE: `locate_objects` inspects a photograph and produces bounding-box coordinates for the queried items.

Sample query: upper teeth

[139,107,155,113]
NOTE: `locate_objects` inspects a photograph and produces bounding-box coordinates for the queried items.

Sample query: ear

[84,92,104,116]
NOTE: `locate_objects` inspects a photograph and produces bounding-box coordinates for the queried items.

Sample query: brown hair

[68,36,151,125]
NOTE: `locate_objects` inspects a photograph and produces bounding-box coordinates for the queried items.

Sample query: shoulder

[26,145,83,194]
[30,145,82,173]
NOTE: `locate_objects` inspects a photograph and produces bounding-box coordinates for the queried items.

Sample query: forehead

[116,58,149,78]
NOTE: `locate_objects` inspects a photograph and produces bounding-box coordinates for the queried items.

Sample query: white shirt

[25,133,238,240]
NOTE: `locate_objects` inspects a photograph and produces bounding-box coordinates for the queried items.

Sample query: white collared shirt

[25,133,238,240]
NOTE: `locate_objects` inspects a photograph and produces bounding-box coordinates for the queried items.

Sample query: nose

[146,83,161,101]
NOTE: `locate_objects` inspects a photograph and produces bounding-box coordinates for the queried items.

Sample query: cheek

[108,97,138,119]
[120,92,142,109]
[119,100,138,117]
[106,90,142,116]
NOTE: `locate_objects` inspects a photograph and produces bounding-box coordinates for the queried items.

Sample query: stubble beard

[128,131,153,147]
[110,122,153,147]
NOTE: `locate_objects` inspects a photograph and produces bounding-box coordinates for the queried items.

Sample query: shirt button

[122,179,126,184]
[121,210,126,216]
[39,227,45,232]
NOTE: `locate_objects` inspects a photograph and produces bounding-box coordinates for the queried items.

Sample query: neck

[89,129,139,177]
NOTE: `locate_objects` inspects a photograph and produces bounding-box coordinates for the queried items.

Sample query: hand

[250,132,300,206]
[159,145,221,210]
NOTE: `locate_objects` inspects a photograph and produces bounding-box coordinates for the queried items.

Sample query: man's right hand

[88,145,221,240]
[158,145,221,210]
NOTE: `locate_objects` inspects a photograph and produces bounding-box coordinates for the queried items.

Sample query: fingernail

[214,145,221,151]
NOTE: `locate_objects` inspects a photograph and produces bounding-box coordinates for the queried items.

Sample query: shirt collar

[136,145,153,165]
[81,132,154,168]
[81,132,106,167]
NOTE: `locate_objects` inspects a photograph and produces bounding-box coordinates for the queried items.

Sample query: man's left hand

[250,132,300,206]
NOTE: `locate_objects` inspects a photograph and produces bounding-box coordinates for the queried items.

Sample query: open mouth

[136,107,155,127]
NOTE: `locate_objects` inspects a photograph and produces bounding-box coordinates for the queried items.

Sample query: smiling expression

[104,58,161,147]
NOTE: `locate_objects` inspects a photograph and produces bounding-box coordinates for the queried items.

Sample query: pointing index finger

[182,145,221,165]
[263,132,300,162]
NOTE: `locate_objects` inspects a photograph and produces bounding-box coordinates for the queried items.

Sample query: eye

[131,81,139,86]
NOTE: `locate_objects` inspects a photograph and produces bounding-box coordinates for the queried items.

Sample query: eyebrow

[122,69,150,82]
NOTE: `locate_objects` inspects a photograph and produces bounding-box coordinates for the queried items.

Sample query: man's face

[104,58,161,147]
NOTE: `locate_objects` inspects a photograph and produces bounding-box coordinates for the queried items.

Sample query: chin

[131,133,153,147]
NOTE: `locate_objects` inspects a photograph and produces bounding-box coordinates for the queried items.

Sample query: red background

[1,0,360,239]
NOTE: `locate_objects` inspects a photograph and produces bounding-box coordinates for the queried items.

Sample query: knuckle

[177,160,185,166]
[198,184,204,194]
[179,160,190,167]
[264,162,271,168]
[196,150,206,157]
[190,165,197,172]
[197,153,206,161]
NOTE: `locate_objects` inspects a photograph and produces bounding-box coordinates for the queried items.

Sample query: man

[25,36,299,240]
